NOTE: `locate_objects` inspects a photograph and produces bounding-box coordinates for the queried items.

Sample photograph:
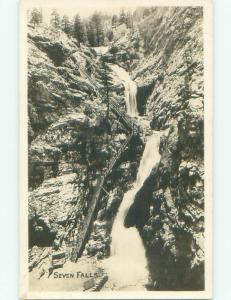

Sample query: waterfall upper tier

[109,64,138,117]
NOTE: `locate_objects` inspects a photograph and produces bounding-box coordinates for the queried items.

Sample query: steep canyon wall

[127,7,204,290]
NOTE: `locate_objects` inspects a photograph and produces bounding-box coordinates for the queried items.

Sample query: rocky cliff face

[28,25,142,275]
[119,7,204,290]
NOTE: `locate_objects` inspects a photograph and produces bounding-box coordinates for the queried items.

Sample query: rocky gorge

[28,6,205,292]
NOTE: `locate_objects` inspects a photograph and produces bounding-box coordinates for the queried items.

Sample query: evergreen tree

[106,30,114,42]
[119,9,126,25]
[73,14,85,44]
[38,9,43,24]
[82,22,88,45]
[50,9,60,28]
[61,15,71,35]
[112,14,118,28]
[143,8,151,18]
[91,12,104,46]
[86,21,97,46]
[126,12,133,29]
[30,8,42,28]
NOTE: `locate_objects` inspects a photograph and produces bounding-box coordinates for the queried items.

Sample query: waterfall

[93,46,109,56]
[102,63,161,288]
[104,132,161,288]
[109,64,138,117]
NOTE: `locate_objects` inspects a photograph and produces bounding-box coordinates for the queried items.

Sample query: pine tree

[30,8,42,28]
[107,30,114,42]
[86,21,97,46]
[126,12,133,29]
[61,15,71,35]
[119,9,126,25]
[91,12,104,46]
[143,8,151,18]
[112,14,118,28]
[39,9,43,24]
[82,22,88,45]
[50,9,60,28]
[73,14,85,44]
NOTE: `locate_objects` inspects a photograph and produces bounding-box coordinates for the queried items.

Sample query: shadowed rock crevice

[136,81,156,116]
[29,217,56,248]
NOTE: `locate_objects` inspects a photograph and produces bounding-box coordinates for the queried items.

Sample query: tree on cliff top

[73,14,87,44]
[50,9,60,28]
[30,8,42,28]
[91,12,105,46]
[61,15,71,36]
[112,14,119,28]
[119,9,127,25]
[86,21,97,46]
[126,12,134,29]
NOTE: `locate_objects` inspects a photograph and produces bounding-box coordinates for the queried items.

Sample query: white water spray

[93,46,109,56]
[109,64,138,117]
[104,132,161,288]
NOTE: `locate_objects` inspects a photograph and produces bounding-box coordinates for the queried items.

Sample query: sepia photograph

[20,0,212,298]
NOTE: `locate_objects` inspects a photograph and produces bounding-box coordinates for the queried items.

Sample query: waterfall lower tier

[103,132,161,289]
[109,64,138,117]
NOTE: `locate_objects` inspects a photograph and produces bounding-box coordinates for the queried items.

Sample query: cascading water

[104,132,161,288]
[109,64,138,117]
[101,63,162,289]
[93,46,109,56]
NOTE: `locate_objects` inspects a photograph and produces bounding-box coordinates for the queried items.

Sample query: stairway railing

[69,61,141,262]
[70,131,134,262]
[79,61,137,133]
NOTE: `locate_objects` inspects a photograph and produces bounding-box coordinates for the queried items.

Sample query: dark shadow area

[145,245,205,291]
[29,217,56,248]
[136,81,156,115]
